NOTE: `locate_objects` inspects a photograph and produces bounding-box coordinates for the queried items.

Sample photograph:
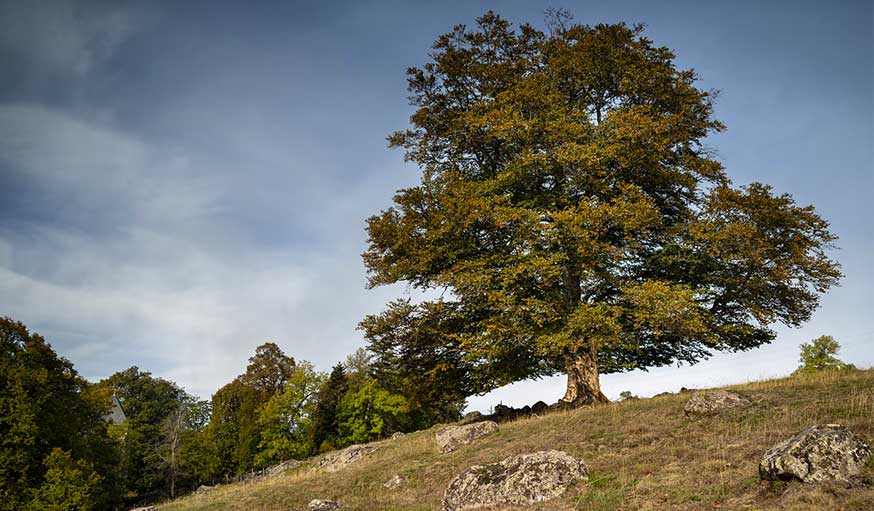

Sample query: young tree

[336,379,409,445]
[255,361,326,467]
[309,364,348,453]
[796,335,850,373]
[362,12,841,406]
[157,393,208,498]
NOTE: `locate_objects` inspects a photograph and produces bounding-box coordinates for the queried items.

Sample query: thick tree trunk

[560,347,609,406]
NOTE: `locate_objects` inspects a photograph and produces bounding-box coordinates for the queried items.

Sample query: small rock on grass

[684,390,751,417]
[384,474,406,489]
[309,499,341,510]
[435,421,499,453]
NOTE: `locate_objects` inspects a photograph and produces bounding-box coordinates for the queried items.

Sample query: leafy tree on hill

[309,364,348,454]
[795,335,851,373]
[362,12,841,407]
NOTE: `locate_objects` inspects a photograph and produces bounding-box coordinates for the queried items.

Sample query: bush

[27,449,102,511]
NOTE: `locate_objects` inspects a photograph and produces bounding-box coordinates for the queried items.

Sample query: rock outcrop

[317,444,380,472]
[436,421,499,453]
[442,450,588,511]
[267,459,301,477]
[684,390,751,417]
[390,431,405,440]
[759,424,871,483]
[309,499,341,510]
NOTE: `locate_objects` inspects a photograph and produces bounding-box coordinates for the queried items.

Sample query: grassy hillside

[160,369,874,511]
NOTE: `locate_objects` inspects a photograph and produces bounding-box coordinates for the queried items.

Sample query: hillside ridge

[160,369,874,511]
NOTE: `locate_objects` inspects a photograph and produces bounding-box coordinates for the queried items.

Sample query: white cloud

[0,104,401,398]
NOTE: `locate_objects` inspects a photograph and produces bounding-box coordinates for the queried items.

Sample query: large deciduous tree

[362,12,841,406]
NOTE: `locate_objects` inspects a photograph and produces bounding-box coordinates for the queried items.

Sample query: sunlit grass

[160,369,874,511]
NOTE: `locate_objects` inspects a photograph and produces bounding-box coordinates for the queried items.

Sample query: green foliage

[360,300,469,427]
[309,364,349,454]
[208,379,263,476]
[27,449,102,511]
[207,342,298,476]
[0,317,120,510]
[796,335,850,373]
[337,379,409,445]
[255,361,326,467]
[362,12,841,402]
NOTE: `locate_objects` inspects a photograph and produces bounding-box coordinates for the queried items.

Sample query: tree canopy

[362,12,841,405]
[796,335,851,373]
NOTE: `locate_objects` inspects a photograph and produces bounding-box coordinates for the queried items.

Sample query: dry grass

[160,369,874,511]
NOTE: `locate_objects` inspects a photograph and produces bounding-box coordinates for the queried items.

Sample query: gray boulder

[436,421,499,453]
[194,484,213,494]
[317,444,380,472]
[442,450,588,511]
[308,499,341,510]
[759,424,871,483]
[684,390,751,417]
[390,431,405,440]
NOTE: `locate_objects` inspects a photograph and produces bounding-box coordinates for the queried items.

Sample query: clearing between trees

[158,368,873,511]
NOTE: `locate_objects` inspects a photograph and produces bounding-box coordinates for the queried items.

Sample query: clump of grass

[160,369,874,511]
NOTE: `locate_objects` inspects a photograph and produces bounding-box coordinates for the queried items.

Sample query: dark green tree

[208,379,263,476]
[206,342,296,475]
[360,300,468,426]
[309,364,348,454]
[93,367,185,503]
[362,12,841,406]
[0,317,120,510]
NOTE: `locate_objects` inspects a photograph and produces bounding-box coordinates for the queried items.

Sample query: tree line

[0,317,464,510]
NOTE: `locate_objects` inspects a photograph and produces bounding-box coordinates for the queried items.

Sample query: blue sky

[0,0,871,410]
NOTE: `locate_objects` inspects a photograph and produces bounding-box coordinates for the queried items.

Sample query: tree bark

[560,346,609,406]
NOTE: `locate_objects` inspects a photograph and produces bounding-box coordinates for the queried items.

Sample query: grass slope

[161,369,874,511]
